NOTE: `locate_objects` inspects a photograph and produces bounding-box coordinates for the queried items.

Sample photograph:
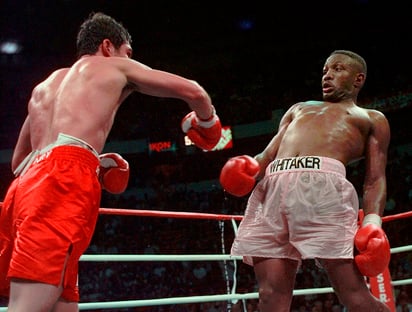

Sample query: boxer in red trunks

[0,12,221,312]
[0,139,100,303]
[220,50,391,311]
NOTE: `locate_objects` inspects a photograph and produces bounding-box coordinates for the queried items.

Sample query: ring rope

[80,254,242,261]
[98,207,412,224]
[79,244,412,262]
[2,281,412,311]
[99,207,244,221]
[77,287,334,310]
[1,202,411,221]
[73,279,412,310]
[219,220,235,309]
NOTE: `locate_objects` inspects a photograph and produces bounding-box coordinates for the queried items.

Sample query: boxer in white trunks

[220,50,391,312]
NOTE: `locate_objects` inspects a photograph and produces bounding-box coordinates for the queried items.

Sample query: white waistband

[266,156,346,176]
[13,133,98,177]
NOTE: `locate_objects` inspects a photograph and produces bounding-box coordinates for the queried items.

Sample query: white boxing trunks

[231,156,359,266]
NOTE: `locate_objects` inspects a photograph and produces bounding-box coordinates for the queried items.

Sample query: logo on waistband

[269,156,321,173]
[35,150,52,163]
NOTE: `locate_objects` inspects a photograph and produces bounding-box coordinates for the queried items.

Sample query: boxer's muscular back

[29,56,132,154]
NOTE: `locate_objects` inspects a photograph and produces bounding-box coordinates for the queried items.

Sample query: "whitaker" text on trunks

[269,156,321,173]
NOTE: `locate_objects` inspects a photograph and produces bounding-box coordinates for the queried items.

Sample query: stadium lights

[0,40,22,54]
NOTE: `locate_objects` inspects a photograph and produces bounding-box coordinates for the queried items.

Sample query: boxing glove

[181,106,222,151]
[99,153,130,194]
[220,155,260,197]
[354,213,391,277]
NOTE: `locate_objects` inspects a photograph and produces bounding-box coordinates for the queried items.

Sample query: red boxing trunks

[231,156,359,266]
[0,144,100,302]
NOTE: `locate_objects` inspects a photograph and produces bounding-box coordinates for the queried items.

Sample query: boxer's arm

[361,110,390,217]
[12,116,32,172]
[354,110,391,277]
[120,59,214,120]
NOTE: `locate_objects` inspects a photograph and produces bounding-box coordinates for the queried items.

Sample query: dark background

[1,0,411,149]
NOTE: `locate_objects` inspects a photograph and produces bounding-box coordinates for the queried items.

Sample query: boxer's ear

[354,72,366,89]
[101,39,114,57]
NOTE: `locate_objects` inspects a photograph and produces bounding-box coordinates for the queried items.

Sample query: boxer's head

[76,12,132,58]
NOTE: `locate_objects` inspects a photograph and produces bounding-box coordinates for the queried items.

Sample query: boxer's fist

[220,155,260,197]
[181,106,222,151]
[354,214,391,277]
[99,153,129,194]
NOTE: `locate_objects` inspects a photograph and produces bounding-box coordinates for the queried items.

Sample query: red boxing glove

[99,153,130,194]
[181,106,222,151]
[354,213,391,277]
[220,155,260,197]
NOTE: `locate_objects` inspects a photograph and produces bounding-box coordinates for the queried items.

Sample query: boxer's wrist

[197,105,216,122]
[362,213,382,227]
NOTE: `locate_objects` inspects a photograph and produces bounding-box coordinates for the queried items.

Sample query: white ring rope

[80,254,242,261]
[2,246,410,310]
[1,281,412,311]
[1,249,412,311]
[219,221,236,310]
[73,279,412,310]
[78,287,335,310]
[78,243,412,262]
[390,245,412,254]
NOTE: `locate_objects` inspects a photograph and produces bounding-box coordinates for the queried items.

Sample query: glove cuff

[362,213,382,227]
